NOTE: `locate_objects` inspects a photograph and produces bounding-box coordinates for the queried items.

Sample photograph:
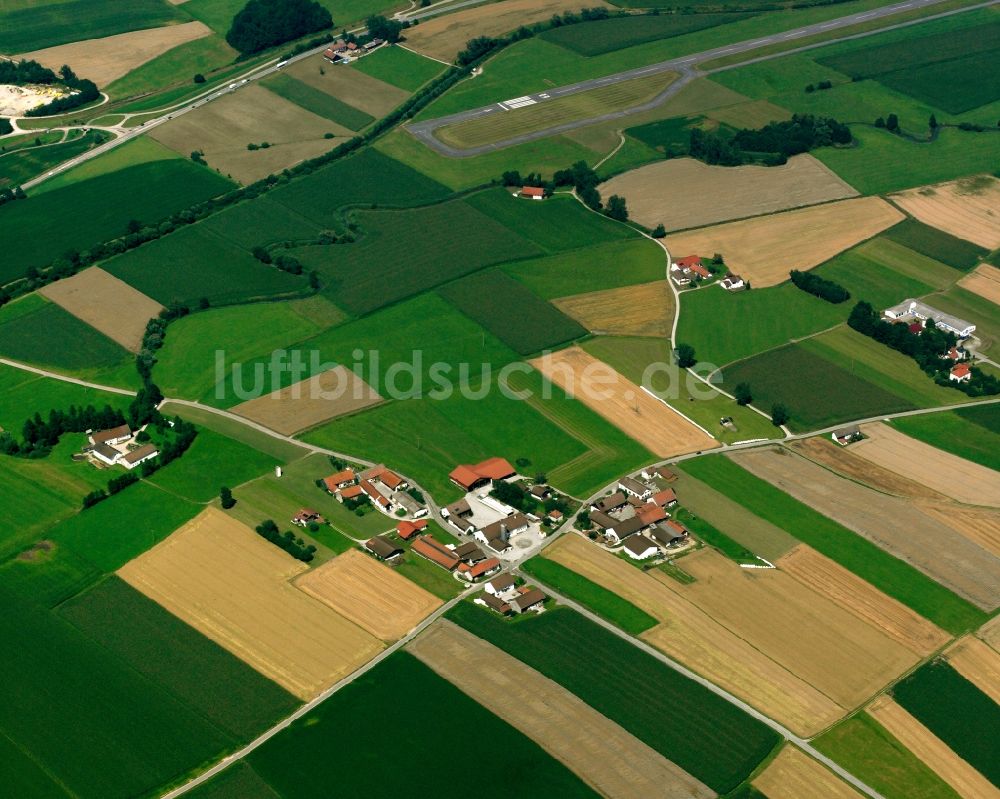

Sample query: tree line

[255,519,317,561]
[789,269,850,303]
[500,162,629,221]
[689,114,852,166]
[227,0,333,55]
[23,64,99,117]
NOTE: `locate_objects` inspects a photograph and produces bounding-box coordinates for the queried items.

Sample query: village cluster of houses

[476,573,547,616]
[883,299,977,382]
[322,464,427,518]
[322,37,385,63]
[87,425,159,471]
[670,254,744,292]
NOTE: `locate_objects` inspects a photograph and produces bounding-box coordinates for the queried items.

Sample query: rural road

[407,0,995,156]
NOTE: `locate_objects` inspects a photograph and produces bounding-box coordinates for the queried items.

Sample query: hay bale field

[295,550,441,641]
[530,346,717,459]
[753,746,861,799]
[777,545,949,657]
[283,55,409,118]
[959,264,1000,307]
[403,0,614,62]
[600,155,858,231]
[664,197,904,288]
[545,535,846,736]
[731,448,1000,611]
[945,636,1000,705]
[38,267,163,352]
[231,366,382,435]
[17,21,211,87]
[151,85,351,184]
[867,696,1000,799]
[553,280,673,338]
[409,620,713,799]
[891,176,1000,249]
[118,508,382,700]
[852,423,1000,508]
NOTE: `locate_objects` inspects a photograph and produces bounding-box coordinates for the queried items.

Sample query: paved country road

[408,0,997,156]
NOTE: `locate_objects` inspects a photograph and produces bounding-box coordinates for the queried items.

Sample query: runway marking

[504,96,537,108]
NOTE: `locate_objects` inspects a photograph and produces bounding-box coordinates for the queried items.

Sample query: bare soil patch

[891,176,1000,249]
[18,22,211,88]
[545,534,846,736]
[231,366,382,435]
[151,84,351,184]
[531,346,717,458]
[409,619,713,799]
[118,507,382,700]
[295,549,440,641]
[753,745,861,799]
[553,280,673,338]
[945,636,1000,705]
[918,503,1000,559]
[39,266,164,352]
[959,264,1000,308]
[777,544,948,657]
[404,0,614,62]
[284,56,409,118]
[601,155,857,232]
[868,696,1000,799]
[730,448,1000,611]
[664,197,903,288]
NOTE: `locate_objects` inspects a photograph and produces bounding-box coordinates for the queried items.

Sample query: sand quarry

[892,175,1000,250]
[0,83,76,116]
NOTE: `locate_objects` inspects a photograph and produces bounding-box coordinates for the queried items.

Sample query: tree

[366,14,403,43]
[604,194,628,221]
[676,343,696,369]
[886,113,899,132]
[652,223,666,238]
[193,73,206,83]
[734,382,752,406]
[226,0,333,55]
[929,113,938,129]
[874,117,886,128]
[126,219,142,234]
[771,403,790,427]
[0,117,11,136]
[220,486,236,509]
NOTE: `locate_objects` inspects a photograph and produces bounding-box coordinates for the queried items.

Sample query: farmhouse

[458,557,502,582]
[323,468,356,492]
[453,541,487,563]
[671,255,711,286]
[832,425,862,446]
[519,186,545,200]
[475,513,529,547]
[509,587,546,614]
[449,457,516,491]
[442,498,477,533]
[92,442,121,466]
[618,477,653,500]
[636,503,668,526]
[651,520,690,547]
[884,300,976,338]
[480,592,512,616]
[486,536,513,555]
[547,508,564,524]
[950,363,972,383]
[338,484,365,501]
[529,484,552,500]
[359,479,391,511]
[720,274,745,291]
[484,574,516,595]
[652,488,678,507]
[622,534,660,561]
[396,519,428,541]
[122,444,159,470]
[90,425,131,446]
[642,465,677,482]
[411,535,460,571]
[593,492,628,513]
[292,508,326,527]
[605,516,645,546]
[362,464,407,491]
[365,535,403,561]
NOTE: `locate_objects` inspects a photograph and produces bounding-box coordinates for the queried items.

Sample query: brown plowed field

[919,503,1000,559]
[852,423,1000,508]
[231,366,382,435]
[530,347,717,458]
[664,197,903,288]
[945,636,1000,705]
[39,266,164,352]
[777,544,948,657]
[295,549,441,641]
[553,280,673,338]
[891,176,1000,249]
[730,448,1000,611]
[959,264,1000,307]
[118,508,382,699]
[545,535,846,736]
[409,620,714,799]
[753,745,861,799]
[868,696,1000,799]
[600,155,857,231]
[284,56,409,118]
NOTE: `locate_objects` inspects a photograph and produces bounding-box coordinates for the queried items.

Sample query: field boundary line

[0,357,138,396]
[640,385,716,439]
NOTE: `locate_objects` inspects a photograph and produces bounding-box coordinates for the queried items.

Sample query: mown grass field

[812,246,937,312]
[106,34,238,100]
[32,136,182,195]
[246,651,597,797]
[262,73,374,131]
[448,602,779,793]
[521,556,658,634]
[681,454,987,634]
[438,269,586,355]
[890,410,1000,472]
[881,219,988,272]
[350,45,443,92]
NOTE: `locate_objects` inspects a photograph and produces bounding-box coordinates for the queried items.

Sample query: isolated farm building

[338,484,365,501]
[670,267,692,287]
[510,588,546,614]
[593,492,627,513]
[651,520,689,547]
[92,442,121,466]
[90,424,131,446]
[449,457,517,491]
[411,535,460,570]
[484,574,516,595]
[546,508,564,524]
[618,477,653,501]
[396,519,428,541]
[458,557,502,581]
[365,535,403,561]
[323,468,356,492]
[481,592,512,616]
[122,444,159,470]
[519,186,545,200]
[673,254,711,281]
[622,534,660,561]
[720,274,745,291]
[453,541,487,563]
[636,503,668,527]
[831,425,862,446]
[292,508,326,527]
[950,363,972,383]
[529,484,552,500]
[884,300,976,338]
[652,488,678,507]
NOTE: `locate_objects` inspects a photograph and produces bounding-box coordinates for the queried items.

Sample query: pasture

[118,507,383,700]
[665,197,904,288]
[438,269,586,355]
[0,130,109,190]
[830,236,962,292]
[541,12,748,56]
[350,45,443,92]
[410,620,713,799]
[262,73,374,131]
[601,155,857,231]
[31,135,181,194]
[753,746,860,799]
[447,601,780,793]
[881,217,989,271]
[892,409,1000,473]
[282,54,409,118]
[105,34,238,101]
[959,264,1000,308]
[199,194,325,250]
[555,280,673,337]
[891,176,1000,250]
[811,244,937,312]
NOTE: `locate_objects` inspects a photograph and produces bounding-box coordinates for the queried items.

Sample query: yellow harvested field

[404,0,614,62]
[18,22,212,87]
[959,264,1000,308]
[553,280,673,337]
[231,366,382,435]
[295,549,441,641]
[919,503,1000,559]
[530,346,717,459]
[980,615,1000,653]
[545,535,846,736]
[118,508,382,700]
[39,266,163,352]
[891,176,1000,249]
[867,696,1000,799]
[151,84,351,184]
[753,746,861,799]
[284,55,409,118]
[777,544,948,657]
[409,620,714,799]
[665,197,904,288]
[600,155,857,231]
[852,423,1000,508]
[945,636,1000,705]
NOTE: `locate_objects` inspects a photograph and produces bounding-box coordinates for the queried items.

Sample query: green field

[448,602,779,793]
[681,454,987,634]
[893,661,1000,786]
[161,401,310,462]
[890,410,1000,472]
[521,556,657,634]
[0,729,71,799]
[814,712,962,799]
[182,0,388,35]
[839,237,963,291]
[881,219,988,271]
[0,131,109,189]
[199,195,322,249]
[438,269,586,355]
[262,73,375,130]
[924,285,1000,352]
[106,34,239,100]
[350,45,443,92]
[812,245,937,311]
[186,761,280,799]
[0,161,233,285]
[32,136,183,195]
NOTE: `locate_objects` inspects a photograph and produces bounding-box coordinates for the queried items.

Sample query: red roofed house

[292,508,326,527]
[362,465,407,491]
[360,479,391,510]
[323,468,356,493]
[457,557,502,582]
[338,484,364,501]
[950,363,972,383]
[671,254,710,283]
[908,322,924,335]
[674,255,701,270]
[636,503,668,527]
[519,186,545,200]
[652,488,678,508]
[411,535,460,571]
[397,519,428,541]
[449,457,516,491]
